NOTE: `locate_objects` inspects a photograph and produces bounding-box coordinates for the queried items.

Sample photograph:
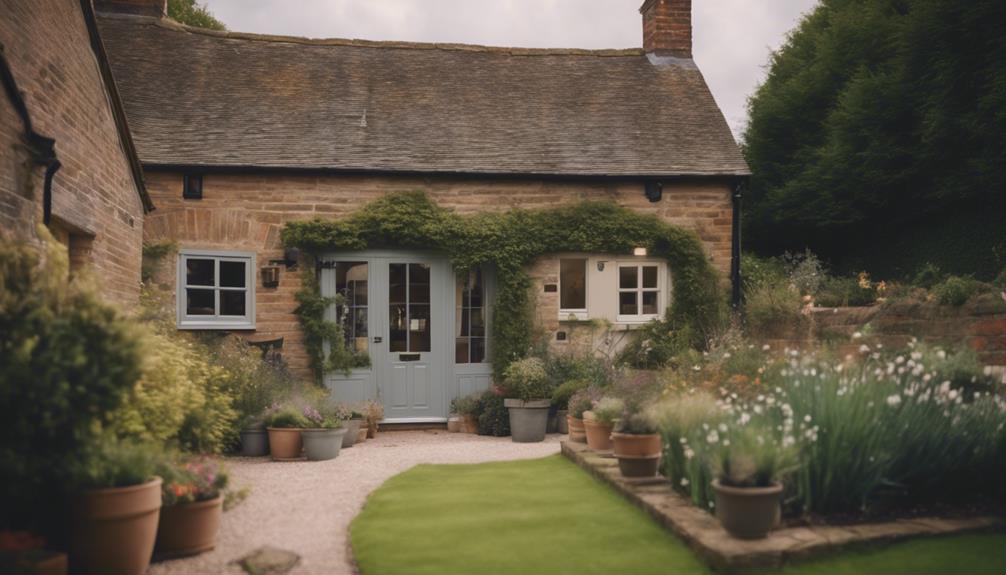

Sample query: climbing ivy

[282,191,724,379]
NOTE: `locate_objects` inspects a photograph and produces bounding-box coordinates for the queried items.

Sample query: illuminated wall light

[633,247,648,257]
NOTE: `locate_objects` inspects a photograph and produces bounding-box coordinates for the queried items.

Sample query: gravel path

[149,430,562,575]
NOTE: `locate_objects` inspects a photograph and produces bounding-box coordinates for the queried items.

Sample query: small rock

[236,546,301,575]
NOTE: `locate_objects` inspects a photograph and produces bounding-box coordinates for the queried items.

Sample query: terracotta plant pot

[267,427,303,460]
[153,495,223,559]
[504,398,550,443]
[342,419,363,447]
[447,416,462,433]
[367,422,378,438]
[711,480,783,539]
[567,415,586,443]
[70,477,162,575]
[462,414,479,434]
[302,427,348,461]
[356,426,368,443]
[582,418,614,451]
[611,432,662,477]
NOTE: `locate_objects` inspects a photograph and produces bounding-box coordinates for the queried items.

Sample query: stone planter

[567,415,586,443]
[239,427,269,457]
[582,417,614,452]
[153,495,223,559]
[712,480,783,540]
[461,414,480,434]
[302,427,348,461]
[447,415,462,432]
[611,432,662,478]
[356,426,368,443]
[267,427,303,460]
[70,477,162,575]
[504,399,550,443]
[556,409,569,434]
[342,418,363,448]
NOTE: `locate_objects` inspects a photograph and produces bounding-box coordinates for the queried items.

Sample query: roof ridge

[95,12,646,58]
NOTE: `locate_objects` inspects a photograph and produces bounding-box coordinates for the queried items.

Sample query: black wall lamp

[645,181,663,203]
[269,247,301,270]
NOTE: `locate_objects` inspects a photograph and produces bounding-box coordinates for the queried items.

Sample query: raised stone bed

[562,440,1002,573]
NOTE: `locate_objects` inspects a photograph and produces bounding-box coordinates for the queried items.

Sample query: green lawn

[350,455,1006,575]
[349,455,709,575]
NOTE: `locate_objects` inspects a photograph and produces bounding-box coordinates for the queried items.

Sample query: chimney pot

[94,0,167,18]
[640,0,692,58]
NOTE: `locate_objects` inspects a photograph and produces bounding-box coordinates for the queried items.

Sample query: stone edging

[562,440,1003,573]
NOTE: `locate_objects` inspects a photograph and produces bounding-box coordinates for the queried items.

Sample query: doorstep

[561,440,1003,574]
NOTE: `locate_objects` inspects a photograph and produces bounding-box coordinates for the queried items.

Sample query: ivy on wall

[282,191,724,379]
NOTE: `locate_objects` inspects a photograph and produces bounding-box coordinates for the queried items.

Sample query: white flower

[886,394,902,407]
[718,423,728,433]
[680,478,690,487]
[859,344,871,354]
[723,439,731,447]
[684,448,694,460]
[706,431,720,444]
[948,390,959,401]
[762,344,771,351]
[804,415,812,423]
[852,331,863,339]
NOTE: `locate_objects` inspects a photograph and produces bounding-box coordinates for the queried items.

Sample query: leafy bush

[616,320,694,369]
[502,357,551,401]
[543,353,614,390]
[931,275,986,306]
[450,393,482,416]
[745,281,806,333]
[912,263,945,290]
[568,386,603,419]
[266,408,311,429]
[208,335,295,431]
[551,379,589,410]
[74,439,163,489]
[476,390,510,437]
[0,232,143,531]
[781,250,825,296]
[815,275,878,307]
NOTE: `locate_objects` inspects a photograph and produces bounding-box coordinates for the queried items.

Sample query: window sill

[177,321,256,331]
[558,310,589,322]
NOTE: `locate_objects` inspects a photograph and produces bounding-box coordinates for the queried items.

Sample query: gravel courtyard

[149,430,562,575]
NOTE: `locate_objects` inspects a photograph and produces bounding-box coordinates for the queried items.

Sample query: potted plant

[502,357,552,443]
[342,410,365,448]
[583,396,622,452]
[301,403,350,461]
[552,379,588,436]
[450,393,482,434]
[239,416,269,457]
[710,426,797,539]
[566,388,594,443]
[265,406,309,461]
[154,457,228,558]
[362,399,384,438]
[69,439,163,575]
[0,531,67,575]
[611,409,662,477]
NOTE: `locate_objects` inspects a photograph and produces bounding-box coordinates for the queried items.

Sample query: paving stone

[236,546,300,575]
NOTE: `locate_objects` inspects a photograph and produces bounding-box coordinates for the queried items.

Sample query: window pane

[455,338,470,364]
[469,268,484,308]
[186,258,214,286]
[642,266,658,289]
[220,261,246,288]
[470,308,485,337]
[337,262,368,305]
[186,288,215,315]
[560,259,586,310]
[458,308,470,337]
[389,263,406,304]
[471,338,486,363]
[409,263,431,304]
[352,307,368,339]
[619,291,638,316]
[642,291,659,315]
[389,304,407,352]
[409,304,431,352]
[220,290,246,316]
[619,266,638,289]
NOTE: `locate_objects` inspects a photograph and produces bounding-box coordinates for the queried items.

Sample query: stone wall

[0,0,145,305]
[142,171,734,376]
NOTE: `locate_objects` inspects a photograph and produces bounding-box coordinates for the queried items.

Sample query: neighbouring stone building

[0,0,151,304]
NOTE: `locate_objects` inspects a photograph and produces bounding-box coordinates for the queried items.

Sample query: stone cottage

[5,0,749,423]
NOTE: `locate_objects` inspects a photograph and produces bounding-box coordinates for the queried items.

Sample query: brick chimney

[640,0,692,58]
[94,0,167,18]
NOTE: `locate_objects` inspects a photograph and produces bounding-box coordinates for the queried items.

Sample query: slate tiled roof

[96,14,750,177]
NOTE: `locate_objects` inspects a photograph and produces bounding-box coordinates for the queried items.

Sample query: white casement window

[176,250,256,330]
[616,262,662,323]
[559,258,588,320]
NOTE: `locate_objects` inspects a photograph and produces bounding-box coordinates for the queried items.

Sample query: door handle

[372,336,382,344]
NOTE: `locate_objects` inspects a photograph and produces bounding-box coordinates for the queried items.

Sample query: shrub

[567,386,601,419]
[815,275,878,307]
[781,250,825,296]
[502,357,551,401]
[912,263,945,290]
[476,390,510,437]
[209,335,296,431]
[360,399,385,429]
[0,232,142,531]
[616,320,694,369]
[74,438,163,489]
[615,411,658,435]
[543,353,614,390]
[931,275,986,306]
[745,281,805,333]
[450,393,481,416]
[551,379,589,410]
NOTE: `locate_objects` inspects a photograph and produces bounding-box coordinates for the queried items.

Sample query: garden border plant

[282,191,723,379]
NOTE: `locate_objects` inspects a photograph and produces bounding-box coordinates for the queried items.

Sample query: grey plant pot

[556,410,569,434]
[342,418,363,448]
[240,427,269,457]
[302,428,348,461]
[504,399,550,443]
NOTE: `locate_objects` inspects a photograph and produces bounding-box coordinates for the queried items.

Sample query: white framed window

[616,262,662,323]
[176,250,256,330]
[559,258,588,320]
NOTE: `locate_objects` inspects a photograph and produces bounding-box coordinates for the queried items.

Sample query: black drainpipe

[1,45,61,225]
[731,180,744,309]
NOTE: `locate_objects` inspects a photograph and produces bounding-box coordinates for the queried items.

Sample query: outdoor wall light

[644,181,663,203]
[597,261,606,272]
[261,265,280,288]
[634,247,648,257]
[269,247,300,270]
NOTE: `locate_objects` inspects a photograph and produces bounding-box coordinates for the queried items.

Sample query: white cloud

[202,0,819,138]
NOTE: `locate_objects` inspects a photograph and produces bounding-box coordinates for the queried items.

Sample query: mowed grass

[766,533,1006,575]
[349,455,710,575]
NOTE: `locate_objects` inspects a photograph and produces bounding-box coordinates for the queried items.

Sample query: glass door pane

[389,263,433,354]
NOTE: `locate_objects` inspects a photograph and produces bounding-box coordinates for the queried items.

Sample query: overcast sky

[202,0,819,140]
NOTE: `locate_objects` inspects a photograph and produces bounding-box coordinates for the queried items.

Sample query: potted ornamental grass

[583,396,622,452]
[502,357,553,443]
[551,379,588,435]
[301,402,350,461]
[362,399,384,438]
[611,409,662,477]
[566,387,598,443]
[450,393,482,434]
[265,406,310,461]
[710,425,798,539]
[70,439,163,575]
[154,457,228,559]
